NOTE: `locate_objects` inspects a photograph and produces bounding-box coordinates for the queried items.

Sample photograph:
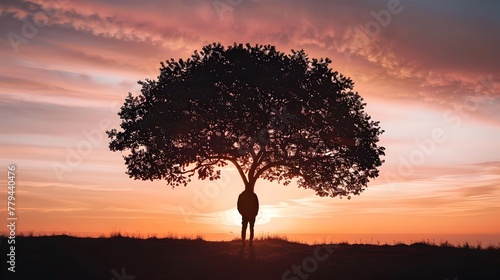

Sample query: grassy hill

[1,235,499,279]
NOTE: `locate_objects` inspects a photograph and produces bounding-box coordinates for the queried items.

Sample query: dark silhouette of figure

[237,189,259,243]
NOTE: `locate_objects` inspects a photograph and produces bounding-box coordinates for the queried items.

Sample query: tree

[107,42,385,199]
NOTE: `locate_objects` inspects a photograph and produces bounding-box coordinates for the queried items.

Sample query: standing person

[237,188,259,244]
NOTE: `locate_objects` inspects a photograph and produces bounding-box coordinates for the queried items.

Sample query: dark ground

[1,235,500,280]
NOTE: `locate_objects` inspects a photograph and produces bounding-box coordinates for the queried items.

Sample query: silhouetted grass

[2,233,499,280]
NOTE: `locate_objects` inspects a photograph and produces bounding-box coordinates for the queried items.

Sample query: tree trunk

[245,180,256,193]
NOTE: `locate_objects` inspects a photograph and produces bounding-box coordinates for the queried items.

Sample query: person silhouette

[237,188,259,244]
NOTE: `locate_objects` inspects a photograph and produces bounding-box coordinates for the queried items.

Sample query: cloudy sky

[0,0,499,242]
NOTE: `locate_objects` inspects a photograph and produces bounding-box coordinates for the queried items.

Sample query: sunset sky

[1,0,499,243]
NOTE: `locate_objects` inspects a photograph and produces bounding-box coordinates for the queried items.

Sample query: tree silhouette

[107,42,385,199]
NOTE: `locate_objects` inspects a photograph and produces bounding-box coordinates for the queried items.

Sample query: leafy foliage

[107,42,385,198]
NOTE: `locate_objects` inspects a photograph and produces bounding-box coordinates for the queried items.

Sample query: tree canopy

[107,42,385,199]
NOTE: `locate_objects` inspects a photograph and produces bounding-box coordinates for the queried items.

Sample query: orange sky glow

[0,0,499,245]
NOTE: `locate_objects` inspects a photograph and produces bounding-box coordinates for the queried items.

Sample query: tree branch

[219,156,248,186]
[253,159,295,180]
[248,149,265,184]
[179,159,219,175]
